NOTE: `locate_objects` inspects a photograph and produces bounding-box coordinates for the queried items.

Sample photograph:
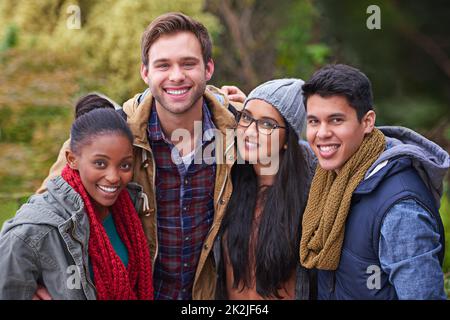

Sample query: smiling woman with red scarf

[0,95,153,300]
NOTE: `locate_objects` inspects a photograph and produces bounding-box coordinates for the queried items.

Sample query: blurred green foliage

[315,0,450,138]
[275,1,331,77]
[0,106,70,144]
[206,0,330,91]
[0,200,19,224]
[0,24,18,52]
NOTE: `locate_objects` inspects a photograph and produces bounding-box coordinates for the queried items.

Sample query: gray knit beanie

[243,78,306,139]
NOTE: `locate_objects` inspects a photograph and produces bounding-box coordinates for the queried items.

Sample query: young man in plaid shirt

[35,12,245,300]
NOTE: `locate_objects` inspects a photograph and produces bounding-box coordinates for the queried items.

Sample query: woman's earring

[283,144,288,150]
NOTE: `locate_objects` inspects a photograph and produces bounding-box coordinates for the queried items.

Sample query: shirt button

[184,179,189,185]
[183,206,187,211]
[182,289,186,293]
[183,263,188,267]
[185,236,190,241]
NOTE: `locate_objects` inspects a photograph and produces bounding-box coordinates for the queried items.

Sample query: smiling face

[140,31,214,115]
[306,94,375,173]
[66,133,134,217]
[236,99,287,167]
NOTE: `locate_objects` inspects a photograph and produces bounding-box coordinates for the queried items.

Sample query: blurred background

[0,0,449,296]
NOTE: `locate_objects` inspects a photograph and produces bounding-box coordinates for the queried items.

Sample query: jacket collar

[122,87,238,167]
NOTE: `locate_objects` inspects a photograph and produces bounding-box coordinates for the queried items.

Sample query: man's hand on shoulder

[220,85,246,104]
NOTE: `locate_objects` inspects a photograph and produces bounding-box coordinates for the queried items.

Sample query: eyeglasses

[236,111,286,135]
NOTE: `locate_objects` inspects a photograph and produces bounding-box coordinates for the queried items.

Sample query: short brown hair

[141,12,212,67]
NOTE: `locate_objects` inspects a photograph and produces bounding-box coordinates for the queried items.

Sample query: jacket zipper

[216,168,228,208]
[137,143,159,272]
[149,148,158,271]
[204,167,229,244]
[205,141,233,242]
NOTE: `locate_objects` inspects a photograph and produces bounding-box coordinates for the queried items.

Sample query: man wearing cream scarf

[300,64,449,300]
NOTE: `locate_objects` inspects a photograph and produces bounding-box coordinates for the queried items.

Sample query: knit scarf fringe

[62,165,153,300]
[300,128,385,270]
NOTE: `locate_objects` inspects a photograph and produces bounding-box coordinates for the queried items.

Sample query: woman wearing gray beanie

[215,79,316,300]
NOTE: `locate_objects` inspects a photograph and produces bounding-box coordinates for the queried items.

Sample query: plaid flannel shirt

[148,101,216,300]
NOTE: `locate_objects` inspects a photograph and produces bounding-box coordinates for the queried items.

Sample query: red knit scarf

[61,165,153,300]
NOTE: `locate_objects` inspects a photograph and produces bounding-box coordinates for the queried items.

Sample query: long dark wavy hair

[218,123,311,299]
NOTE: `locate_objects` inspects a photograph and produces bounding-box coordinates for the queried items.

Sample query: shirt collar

[148,99,216,144]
